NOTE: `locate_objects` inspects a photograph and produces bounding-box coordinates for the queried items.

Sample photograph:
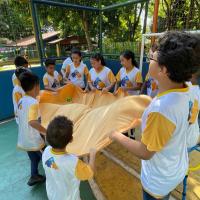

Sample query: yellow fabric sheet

[39,84,151,156]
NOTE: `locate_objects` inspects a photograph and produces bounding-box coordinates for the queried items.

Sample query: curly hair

[157,31,200,83]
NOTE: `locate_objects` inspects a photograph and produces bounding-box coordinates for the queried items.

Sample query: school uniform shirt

[66,62,89,89]
[12,84,25,124]
[61,57,72,77]
[145,74,159,98]
[12,73,20,87]
[186,84,200,148]
[116,67,143,95]
[88,67,116,90]
[140,87,199,197]
[17,95,45,151]
[42,146,93,200]
[43,71,62,89]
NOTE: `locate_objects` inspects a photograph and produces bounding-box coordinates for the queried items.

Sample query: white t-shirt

[17,95,45,151]
[140,87,199,197]
[116,67,143,95]
[12,84,25,124]
[42,146,93,200]
[187,84,200,148]
[66,62,88,89]
[145,74,159,98]
[88,67,116,90]
[43,71,61,89]
[61,57,73,77]
[12,73,20,87]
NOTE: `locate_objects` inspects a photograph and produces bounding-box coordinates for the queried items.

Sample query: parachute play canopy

[39,84,151,156]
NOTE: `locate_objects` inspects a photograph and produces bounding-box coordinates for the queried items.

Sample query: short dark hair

[15,67,29,79]
[90,53,106,66]
[45,59,56,68]
[19,72,39,92]
[46,116,73,149]
[71,48,82,57]
[157,31,200,83]
[14,56,28,68]
[120,50,138,68]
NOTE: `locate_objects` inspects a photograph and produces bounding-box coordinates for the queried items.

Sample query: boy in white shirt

[110,32,200,200]
[42,116,96,200]
[18,72,46,186]
[12,67,28,124]
[43,59,62,92]
[12,56,29,87]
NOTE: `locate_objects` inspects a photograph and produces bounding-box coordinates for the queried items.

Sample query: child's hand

[83,88,89,93]
[89,148,97,157]
[102,87,109,94]
[109,130,120,141]
[113,90,118,96]
[91,87,96,92]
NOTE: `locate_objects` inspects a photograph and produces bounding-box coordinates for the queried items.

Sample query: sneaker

[27,175,46,186]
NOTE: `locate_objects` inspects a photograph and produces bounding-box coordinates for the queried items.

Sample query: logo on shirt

[52,79,59,88]
[147,78,158,91]
[45,157,58,170]
[121,76,131,87]
[71,70,81,79]
[93,77,105,89]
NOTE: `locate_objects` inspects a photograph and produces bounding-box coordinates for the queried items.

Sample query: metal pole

[142,0,149,34]
[30,0,44,66]
[152,0,159,43]
[33,0,99,12]
[98,0,103,54]
[139,34,145,72]
[102,0,148,12]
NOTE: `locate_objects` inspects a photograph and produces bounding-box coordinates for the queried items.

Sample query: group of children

[11,31,200,200]
[42,48,158,98]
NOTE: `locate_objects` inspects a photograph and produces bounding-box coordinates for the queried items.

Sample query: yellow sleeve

[13,78,19,86]
[135,71,143,83]
[108,71,116,84]
[28,104,39,122]
[14,92,23,104]
[88,73,92,82]
[43,77,48,86]
[75,159,94,180]
[141,112,176,152]
[66,65,71,74]
[116,71,121,82]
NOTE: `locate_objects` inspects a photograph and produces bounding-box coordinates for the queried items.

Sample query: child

[114,50,143,95]
[18,72,46,186]
[12,67,27,124]
[43,59,62,92]
[88,53,116,93]
[60,49,73,78]
[42,116,96,200]
[12,56,29,87]
[110,32,200,200]
[141,44,159,97]
[65,48,89,90]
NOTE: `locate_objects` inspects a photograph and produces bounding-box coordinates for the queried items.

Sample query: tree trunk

[132,3,144,39]
[81,10,93,52]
